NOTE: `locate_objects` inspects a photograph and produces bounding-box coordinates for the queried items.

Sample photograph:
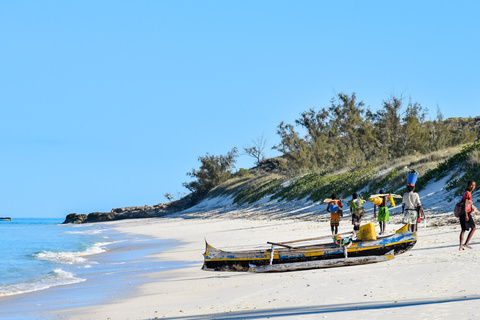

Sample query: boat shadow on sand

[158,294,480,320]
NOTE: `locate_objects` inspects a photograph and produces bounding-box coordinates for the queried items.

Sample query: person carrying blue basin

[402,169,424,232]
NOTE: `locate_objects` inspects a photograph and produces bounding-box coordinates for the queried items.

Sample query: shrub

[183,148,238,196]
[234,178,283,205]
[235,168,250,177]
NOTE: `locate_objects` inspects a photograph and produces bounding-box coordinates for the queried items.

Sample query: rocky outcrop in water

[63,194,196,224]
[84,211,117,222]
[63,213,88,224]
[62,205,168,224]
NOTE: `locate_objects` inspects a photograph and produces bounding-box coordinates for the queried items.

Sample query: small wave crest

[64,228,105,235]
[33,241,115,264]
[0,268,85,297]
[34,251,88,264]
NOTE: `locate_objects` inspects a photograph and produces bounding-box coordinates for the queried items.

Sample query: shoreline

[0,224,188,319]
[58,214,480,320]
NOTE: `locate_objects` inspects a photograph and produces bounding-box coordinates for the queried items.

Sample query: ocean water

[0,218,112,297]
[0,218,194,318]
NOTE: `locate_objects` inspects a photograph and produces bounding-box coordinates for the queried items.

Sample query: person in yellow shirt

[349,192,365,234]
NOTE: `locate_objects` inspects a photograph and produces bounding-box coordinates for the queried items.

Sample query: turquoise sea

[0,218,110,297]
[0,218,187,319]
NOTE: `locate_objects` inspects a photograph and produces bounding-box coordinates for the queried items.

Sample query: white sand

[62,209,480,320]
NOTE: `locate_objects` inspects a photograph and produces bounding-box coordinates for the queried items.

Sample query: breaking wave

[0,269,85,297]
[33,241,115,264]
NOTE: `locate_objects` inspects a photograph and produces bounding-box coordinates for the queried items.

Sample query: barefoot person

[460,180,476,250]
[327,193,342,235]
[402,185,424,232]
[349,192,365,235]
[373,189,389,235]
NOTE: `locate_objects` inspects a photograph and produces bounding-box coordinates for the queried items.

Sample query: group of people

[325,180,477,250]
[326,186,425,236]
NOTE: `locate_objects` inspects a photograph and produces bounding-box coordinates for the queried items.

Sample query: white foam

[33,241,116,265]
[34,251,88,264]
[63,228,105,235]
[0,269,85,297]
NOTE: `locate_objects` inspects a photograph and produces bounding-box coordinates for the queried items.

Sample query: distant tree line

[181,92,479,200]
[274,92,479,174]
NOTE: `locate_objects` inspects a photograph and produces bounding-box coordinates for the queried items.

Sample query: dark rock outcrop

[84,212,116,223]
[109,204,168,220]
[63,213,88,224]
[63,194,197,224]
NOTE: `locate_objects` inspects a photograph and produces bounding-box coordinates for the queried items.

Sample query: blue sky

[1,1,479,218]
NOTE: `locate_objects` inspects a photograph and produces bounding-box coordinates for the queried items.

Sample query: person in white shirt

[402,184,424,232]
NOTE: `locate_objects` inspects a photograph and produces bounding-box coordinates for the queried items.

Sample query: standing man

[459,180,476,251]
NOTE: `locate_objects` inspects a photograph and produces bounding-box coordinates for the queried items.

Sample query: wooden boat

[0,217,11,221]
[203,225,416,272]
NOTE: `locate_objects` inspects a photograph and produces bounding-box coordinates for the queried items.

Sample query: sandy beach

[57,208,480,320]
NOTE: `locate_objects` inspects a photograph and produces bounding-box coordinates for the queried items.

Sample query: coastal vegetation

[184,92,479,206]
[65,93,480,223]
[415,141,480,198]
[183,147,239,201]
[273,93,477,175]
[204,142,480,209]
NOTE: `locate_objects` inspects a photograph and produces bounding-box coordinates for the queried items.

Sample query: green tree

[275,92,369,171]
[273,122,313,173]
[427,106,449,151]
[402,99,428,154]
[295,107,331,171]
[183,148,238,196]
[369,96,403,159]
[274,92,479,175]
[327,92,367,169]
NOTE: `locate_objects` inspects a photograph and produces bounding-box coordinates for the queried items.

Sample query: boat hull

[203,231,416,271]
[248,250,395,273]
